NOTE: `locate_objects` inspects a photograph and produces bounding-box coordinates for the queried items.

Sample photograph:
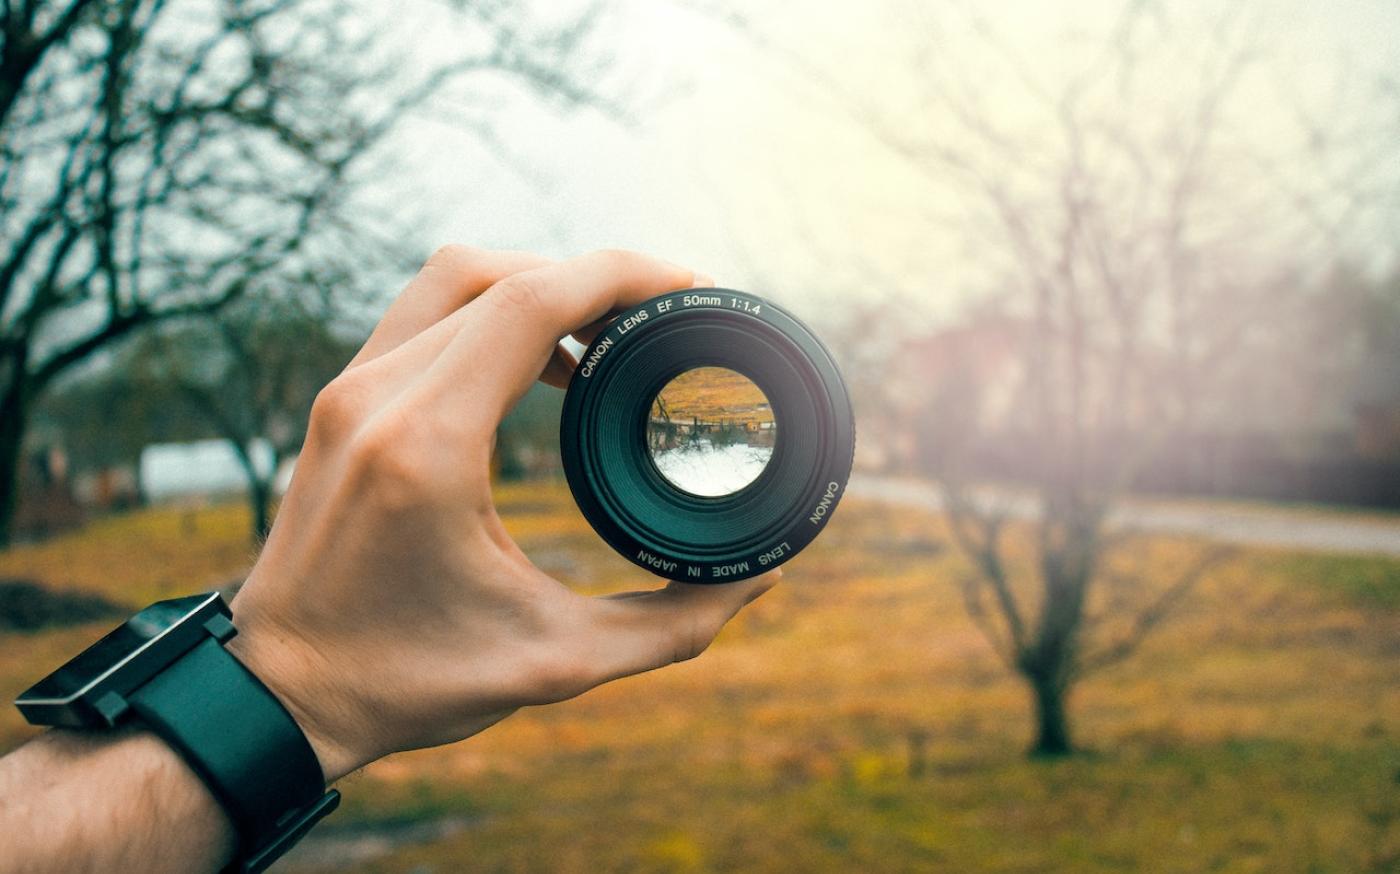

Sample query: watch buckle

[237,789,341,874]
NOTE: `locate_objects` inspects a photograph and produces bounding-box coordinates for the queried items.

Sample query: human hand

[226,247,779,782]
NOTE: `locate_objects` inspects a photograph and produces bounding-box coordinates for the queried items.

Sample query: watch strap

[128,635,337,871]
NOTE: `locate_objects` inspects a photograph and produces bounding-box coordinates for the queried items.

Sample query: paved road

[848,474,1400,557]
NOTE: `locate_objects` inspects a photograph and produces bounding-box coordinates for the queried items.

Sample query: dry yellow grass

[0,501,255,606]
[1,483,1397,872]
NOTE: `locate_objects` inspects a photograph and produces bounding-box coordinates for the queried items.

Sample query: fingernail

[691,272,715,288]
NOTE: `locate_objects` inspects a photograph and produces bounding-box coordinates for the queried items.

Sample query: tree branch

[941,479,1028,655]
[1074,543,1235,677]
[0,0,100,129]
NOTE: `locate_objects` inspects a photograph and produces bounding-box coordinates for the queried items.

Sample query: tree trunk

[249,476,272,543]
[228,440,274,543]
[0,377,30,549]
[1028,673,1073,757]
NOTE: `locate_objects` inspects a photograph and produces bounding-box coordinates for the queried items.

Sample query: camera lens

[560,288,854,583]
[646,367,777,497]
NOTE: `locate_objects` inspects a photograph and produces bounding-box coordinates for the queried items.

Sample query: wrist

[224,620,366,784]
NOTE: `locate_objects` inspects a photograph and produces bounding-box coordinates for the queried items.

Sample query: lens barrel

[560,288,854,582]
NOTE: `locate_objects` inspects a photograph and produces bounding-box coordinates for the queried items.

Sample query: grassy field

[1,483,1397,872]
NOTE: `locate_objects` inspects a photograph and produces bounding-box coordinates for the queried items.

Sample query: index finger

[423,249,698,420]
[349,246,552,369]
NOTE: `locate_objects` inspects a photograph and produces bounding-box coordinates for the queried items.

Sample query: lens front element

[647,367,777,498]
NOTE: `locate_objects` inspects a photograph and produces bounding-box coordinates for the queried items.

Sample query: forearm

[0,729,234,874]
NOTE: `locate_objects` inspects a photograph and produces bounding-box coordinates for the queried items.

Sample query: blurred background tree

[129,293,361,539]
[877,4,1269,757]
[721,0,1400,756]
[0,0,609,546]
[28,288,361,540]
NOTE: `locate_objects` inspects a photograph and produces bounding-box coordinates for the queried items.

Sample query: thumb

[581,569,781,684]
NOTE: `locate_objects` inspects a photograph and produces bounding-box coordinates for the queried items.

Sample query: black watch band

[128,623,340,873]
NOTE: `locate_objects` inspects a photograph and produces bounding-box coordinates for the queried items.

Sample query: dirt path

[848,474,1400,557]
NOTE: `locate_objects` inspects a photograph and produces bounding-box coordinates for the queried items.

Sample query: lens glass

[646,367,777,497]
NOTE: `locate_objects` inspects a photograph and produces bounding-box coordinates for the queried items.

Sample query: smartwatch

[14,592,340,873]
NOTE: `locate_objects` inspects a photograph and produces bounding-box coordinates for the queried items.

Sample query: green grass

[1,483,1397,872]
[1263,551,1400,610]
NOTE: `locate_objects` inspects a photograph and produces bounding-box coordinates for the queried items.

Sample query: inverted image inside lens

[646,367,776,497]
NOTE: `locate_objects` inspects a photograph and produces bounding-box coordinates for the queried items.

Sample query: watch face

[17,593,222,711]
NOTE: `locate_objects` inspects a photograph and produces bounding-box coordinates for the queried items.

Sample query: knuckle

[671,611,720,664]
[550,654,593,699]
[308,378,363,439]
[513,598,599,703]
[490,270,550,315]
[591,247,641,272]
[671,637,705,664]
[425,243,481,272]
[521,650,591,704]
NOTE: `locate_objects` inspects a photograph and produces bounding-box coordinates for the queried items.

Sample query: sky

[369,0,1400,330]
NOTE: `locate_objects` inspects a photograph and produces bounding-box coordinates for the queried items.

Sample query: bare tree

[0,0,607,545]
[134,294,361,539]
[712,0,1363,755]
[881,6,1280,756]
[867,2,1400,755]
[29,286,359,537]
